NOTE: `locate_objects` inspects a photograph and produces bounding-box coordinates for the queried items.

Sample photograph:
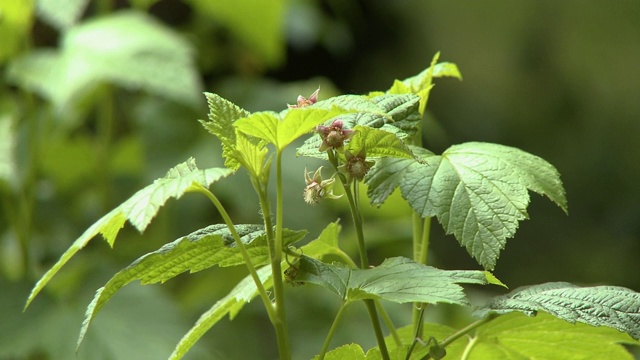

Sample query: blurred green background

[1,0,639,359]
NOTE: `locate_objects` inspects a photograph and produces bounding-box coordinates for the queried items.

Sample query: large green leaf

[476,282,640,340]
[25,158,231,309]
[345,125,414,160]
[78,224,306,347]
[314,344,366,360]
[465,312,639,359]
[169,265,273,360]
[293,256,487,305]
[297,93,420,159]
[8,11,202,111]
[366,142,567,270]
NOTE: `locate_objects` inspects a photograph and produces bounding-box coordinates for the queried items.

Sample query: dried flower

[338,149,374,183]
[303,166,341,205]
[315,119,355,152]
[288,87,320,108]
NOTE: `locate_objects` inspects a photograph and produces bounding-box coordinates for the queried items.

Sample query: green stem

[190,184,277,323]
[97,85,114,211]
[406,304,426,359]
[412,217,431,337]
[270,150,290,360]
[421,313,499,360]
[318,303,348,359]
[365,300,390,360]
[376,300,402,347]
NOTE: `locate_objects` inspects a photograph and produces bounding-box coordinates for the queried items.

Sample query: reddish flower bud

[315,119,355,152]
[288,87,320,108]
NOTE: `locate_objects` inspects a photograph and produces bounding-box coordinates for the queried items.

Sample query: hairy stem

[191,184,277,323]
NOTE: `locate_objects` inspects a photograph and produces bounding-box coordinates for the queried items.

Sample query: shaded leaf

[169,265,273,360]
[366,142,567,270]
[78,224,305,347]
[476,282,640,340]
[26,159,231,309]
[294,256,486,305]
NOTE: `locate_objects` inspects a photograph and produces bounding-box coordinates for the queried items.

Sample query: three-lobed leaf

[25,158,231,309]
[366,142,567,270]
[293,256,487,305]
[476,281,640,340]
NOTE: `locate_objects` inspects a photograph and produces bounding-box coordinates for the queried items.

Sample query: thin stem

[343,181,368,268]
[406,305,426,359]
[271,150,290,360]
[421,313,499,360]
[412,217,431,337]
[376,300,402,347]
[365,300,390,360]
[318,303,348,359]
[190,184,277,323]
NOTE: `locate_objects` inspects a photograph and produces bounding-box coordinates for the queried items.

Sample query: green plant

[24,53,640,360]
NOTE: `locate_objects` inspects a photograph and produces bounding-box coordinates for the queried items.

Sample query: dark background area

[1,1,639,359]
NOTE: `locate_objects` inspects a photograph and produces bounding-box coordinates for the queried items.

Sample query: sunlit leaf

[25,159,231,309]
[77,224,305,347]
[0,1,33,64]
[36,0,89,30]
[293,256,486,305]
[345,125,414,159]
[476,282,640,340]
[366,142,567,270]
[463,312,640,359]
[314,343,366,360]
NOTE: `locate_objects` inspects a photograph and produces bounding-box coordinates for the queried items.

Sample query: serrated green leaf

[365,142,567,270]
[25,159,231,309]
[297,94,420,159]
[300,221,342,258]
[200,92,251,171]
[294,256,486,305]
[464,312,640,360]
[315,343,366,360]
[476,282,640,340]
[77,224,305,347]
[346,126,414,160]
[169,265,274,360]
[235,108,343,151]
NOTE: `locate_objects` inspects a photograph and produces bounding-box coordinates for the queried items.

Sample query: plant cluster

[25,54,640,359]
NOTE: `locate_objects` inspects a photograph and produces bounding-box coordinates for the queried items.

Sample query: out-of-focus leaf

[188,0,286,66]
[0,115,16,184]
[36,0,89,30]
[0,1,33,64]
[26,159,231,309]
[314,344,366,360]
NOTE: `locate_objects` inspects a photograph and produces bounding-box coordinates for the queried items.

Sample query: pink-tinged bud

[316,119,355,152]
[339,149,374,182]
[288,87,321,108]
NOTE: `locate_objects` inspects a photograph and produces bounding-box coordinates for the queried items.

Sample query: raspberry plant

[25,54,640,359]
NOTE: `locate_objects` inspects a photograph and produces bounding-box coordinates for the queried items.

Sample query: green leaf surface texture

[77,224,305,346]
[294,256,486,305]
[465,312,639,360]
[346,125,414,159]
[25,159,231,309]
[297,93,420,159]
[314,343,366,360]
[365,142,567,270]
[477,281,640,340]
[169,265,274,360]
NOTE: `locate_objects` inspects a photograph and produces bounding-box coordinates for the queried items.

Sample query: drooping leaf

[293,256,486,305]
[365,142,567,270]
[200,92,251,171]
[169,265,273,360]
[475,282,640,340]
[77,224,305,347]
[463,312,640,360]
[297,93,420,159]
[25,159,231,309]
[314,344,366,360]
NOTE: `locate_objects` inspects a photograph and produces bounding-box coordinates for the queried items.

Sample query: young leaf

[77,224,305,347]
[366,142,567,270]
[297,94,420,159]
[169,265,274,360]
[345,126,414,160]
[293,256,487,305]
[25,159,231,309]
[200,92,251,171]
[463,312,640,360]
[314,344,366,360]
[475,282,640,340]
